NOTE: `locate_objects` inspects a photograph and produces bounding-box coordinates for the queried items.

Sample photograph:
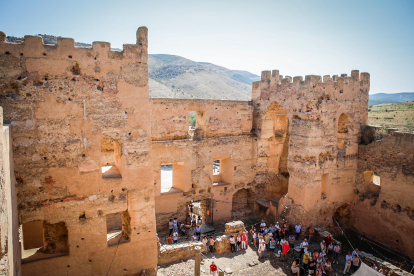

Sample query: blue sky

[1,0,413,94]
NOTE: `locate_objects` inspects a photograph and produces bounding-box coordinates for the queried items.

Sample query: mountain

[6,35,260,101]
[369,93,414,106]
[148,54,258,100]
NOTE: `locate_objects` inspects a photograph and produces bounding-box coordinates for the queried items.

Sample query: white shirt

[169,221,173,229]
[230,237,235,244]
[301,241,308,248]
[173,232,178,240]
[295,225,301,233]
[173,219,177,226]
[237,236,241,242]
[346,255,352,263]
[260,222,266,227]
[275,224,281,230]
[192,236,198,242]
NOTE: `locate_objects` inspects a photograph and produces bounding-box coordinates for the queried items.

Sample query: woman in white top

[202,236,208,252]
[192,234,198,242]
[253,231,257,248]
[258,238,266,258]
[236,234,242,251]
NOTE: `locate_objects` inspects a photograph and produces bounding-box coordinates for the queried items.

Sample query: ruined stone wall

[0,28,158,275]
[153,134,258,231]
[252,70,370,228]
[0,109,21,276]
[150,98,253,140]
[352,129,414,258]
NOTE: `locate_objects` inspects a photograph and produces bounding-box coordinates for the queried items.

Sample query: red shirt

[210,264,217,271]
[324,236,332,246]
[282,244,290,253]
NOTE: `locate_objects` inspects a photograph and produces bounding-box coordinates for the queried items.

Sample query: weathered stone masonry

[0,26,413,276]
[0,28,158,275]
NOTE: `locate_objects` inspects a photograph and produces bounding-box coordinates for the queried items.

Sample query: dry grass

[368,101,414,132]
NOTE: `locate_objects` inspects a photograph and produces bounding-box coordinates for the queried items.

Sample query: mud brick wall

[0,28,158,275]
[352,130,414,258]
[253,71,370,229]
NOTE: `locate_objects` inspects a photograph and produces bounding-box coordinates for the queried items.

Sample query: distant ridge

[369,92,414,106]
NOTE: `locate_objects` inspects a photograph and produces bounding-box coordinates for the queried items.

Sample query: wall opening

[213,158,233,185]
[22,221,69,263]
[106,211,131,247]
[232,189,253,219]
[189,111,196,129]
[363,171,381,195]
[337,113,349,151]
[161,162,185,194]
[321,173,329,199]
[101,137,122,179]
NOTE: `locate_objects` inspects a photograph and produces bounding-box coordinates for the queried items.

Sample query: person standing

[202,236,208,253]
[230,235,236,253]
[325,259,332,276]
[284,221,290,238]
[169,219,174,235]
[258,238,266,258]
[195,225,202,241]
[253,230,257,248]
[344,252,352,274]
[308,256,316,276]
[172,229,178,244]
[173,217,178,231]
[167,234,172,245]
[269,238,276,258]
[295,223,301,240]
[210,261,218,276]
[308,225,315,243]
[281,241,290,261]
[352,254,360,272]
[241,232,247,250]
[209,236,216,254]
[333,243,341,264]
[300,239,309,258]
[288,234,296,251]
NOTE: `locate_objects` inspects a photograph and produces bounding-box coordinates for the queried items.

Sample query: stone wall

[0,109,21,276]
[352,129,414,258]
[252,71,370,229]
[0,28,157,275]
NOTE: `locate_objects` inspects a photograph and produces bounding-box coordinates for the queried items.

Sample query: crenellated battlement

[255,69,369,88]
[0,27,148,63]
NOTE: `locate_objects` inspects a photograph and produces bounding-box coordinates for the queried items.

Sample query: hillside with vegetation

[368,101,414,132]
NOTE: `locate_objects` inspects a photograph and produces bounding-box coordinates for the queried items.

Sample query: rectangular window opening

[22,220,69,264]
[189,111,196,130]
[106,211,130,247]
[213,158,233,186]
[161,163,185,194]
[101,138,122,179]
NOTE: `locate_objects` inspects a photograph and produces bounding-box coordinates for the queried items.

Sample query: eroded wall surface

[151,99,258,230]
[353,130,414,258]
[252,71,370,227]
[0,108,21,276]
[0,28,157,275]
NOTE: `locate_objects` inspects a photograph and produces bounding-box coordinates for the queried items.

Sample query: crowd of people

[164,216,398,276]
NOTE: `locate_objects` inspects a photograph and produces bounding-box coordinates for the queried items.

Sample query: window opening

[22,220,69,263]
[161,164,173,192]
[101,138,122,179]
[106,211,130,246]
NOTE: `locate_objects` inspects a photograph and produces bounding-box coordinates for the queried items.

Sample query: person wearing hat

[210,261,218,276]
[308,256,316,276]
[302,251,310,270]
[140,269,145,276]
[300,238,309,258]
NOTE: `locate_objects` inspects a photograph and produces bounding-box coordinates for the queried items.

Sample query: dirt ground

[158,238,351,276]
